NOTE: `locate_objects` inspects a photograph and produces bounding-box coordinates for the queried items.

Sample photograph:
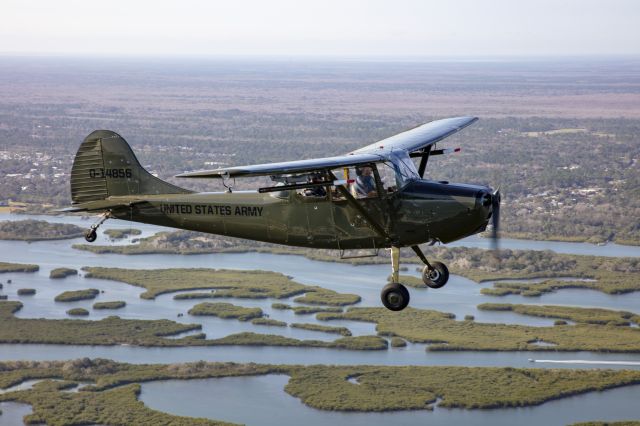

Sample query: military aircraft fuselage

[109,179,492,250]
[70,118,499,311]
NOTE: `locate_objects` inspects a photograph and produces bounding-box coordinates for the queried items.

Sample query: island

[0,219,84,241]
[93,301,126,310]
[103,228,142,239]
[82,267,361,305]
[188,302,264,321]
[66,308,89,316]
[54,289,100,302]
[0,262,39,273]
[49,268,78,279]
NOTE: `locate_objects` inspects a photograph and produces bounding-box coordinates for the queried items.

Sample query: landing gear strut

[380,245,450,312]
[84,212,110,243]
[381,247,410,311]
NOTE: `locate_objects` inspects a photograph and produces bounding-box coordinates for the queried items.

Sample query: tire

[422,261,449,289]
[380,282,410,311]
[84,229,97,243]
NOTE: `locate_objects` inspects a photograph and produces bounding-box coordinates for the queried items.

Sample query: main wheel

[84,229,97,243]
[381,282,410,311]
[422,261,449,289]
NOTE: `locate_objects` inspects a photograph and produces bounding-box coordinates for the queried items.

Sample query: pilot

[355,166,377,197]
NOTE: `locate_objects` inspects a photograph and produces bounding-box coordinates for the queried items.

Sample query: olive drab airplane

[66,116,500,311]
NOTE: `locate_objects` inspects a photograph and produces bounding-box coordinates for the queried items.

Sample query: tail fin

[71,130,191,204]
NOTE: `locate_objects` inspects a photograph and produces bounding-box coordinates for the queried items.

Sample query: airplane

[66,116,500,311]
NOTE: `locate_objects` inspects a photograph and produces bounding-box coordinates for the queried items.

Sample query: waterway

[140,375,640,426]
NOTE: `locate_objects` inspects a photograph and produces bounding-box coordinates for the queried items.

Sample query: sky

[1,0,638,57]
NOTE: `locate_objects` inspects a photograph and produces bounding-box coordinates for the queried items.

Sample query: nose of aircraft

[476,189,495,217]
[476,187,501,248]
[475,187,501,249]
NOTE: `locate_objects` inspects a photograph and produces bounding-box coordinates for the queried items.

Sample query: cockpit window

[388,150,419,188]
[377,162,397,193]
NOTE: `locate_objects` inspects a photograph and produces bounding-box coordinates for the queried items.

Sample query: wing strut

[417,146,431,178]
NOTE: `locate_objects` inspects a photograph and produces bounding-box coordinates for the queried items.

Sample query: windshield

[388,150,419,187]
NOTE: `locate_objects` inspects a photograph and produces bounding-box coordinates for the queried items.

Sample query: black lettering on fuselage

[89,168,132,179]
[234,206,263,216]
[159,203,263,217]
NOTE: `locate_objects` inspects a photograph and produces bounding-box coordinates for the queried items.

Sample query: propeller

[490,188,501,251]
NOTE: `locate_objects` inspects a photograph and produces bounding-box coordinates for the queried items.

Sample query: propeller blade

[490,188,501,251]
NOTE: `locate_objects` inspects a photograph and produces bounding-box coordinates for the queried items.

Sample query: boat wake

[529,359,640,366]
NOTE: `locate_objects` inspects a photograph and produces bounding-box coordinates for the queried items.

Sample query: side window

[331,165,393,199]
[352,165,378,198]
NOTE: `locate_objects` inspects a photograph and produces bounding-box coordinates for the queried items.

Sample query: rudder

[71,130,190,204]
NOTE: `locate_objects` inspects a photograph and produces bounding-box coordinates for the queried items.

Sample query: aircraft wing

[176,116,476,179]
[351,116,477,155]
[175,152,383,179]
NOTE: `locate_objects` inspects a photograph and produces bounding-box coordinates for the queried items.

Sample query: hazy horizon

[2,0,639,57]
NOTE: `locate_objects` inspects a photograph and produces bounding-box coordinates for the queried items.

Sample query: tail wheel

[422,261,449,289]
[84,229,97,243]
[381,283,410,311]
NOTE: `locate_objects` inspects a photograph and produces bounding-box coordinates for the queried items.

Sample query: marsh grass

[103,228,142,239]
[0,262,38,273]
[55,289,99,302]
[2,359,640,423]
[0,220,84,241]
[290,323,352,336]
[478,304,639,326]
[0,302,384,350]
[188,303,263,321]
[390,337,407,347]
[49,268,78,279]
[269,303,343,315]
[317,307,640,352]
[93,301,126,310]
[83,267,359,306]
[251,318,287,327]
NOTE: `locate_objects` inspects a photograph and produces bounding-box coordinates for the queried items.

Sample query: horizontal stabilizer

[59,198,146,213]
